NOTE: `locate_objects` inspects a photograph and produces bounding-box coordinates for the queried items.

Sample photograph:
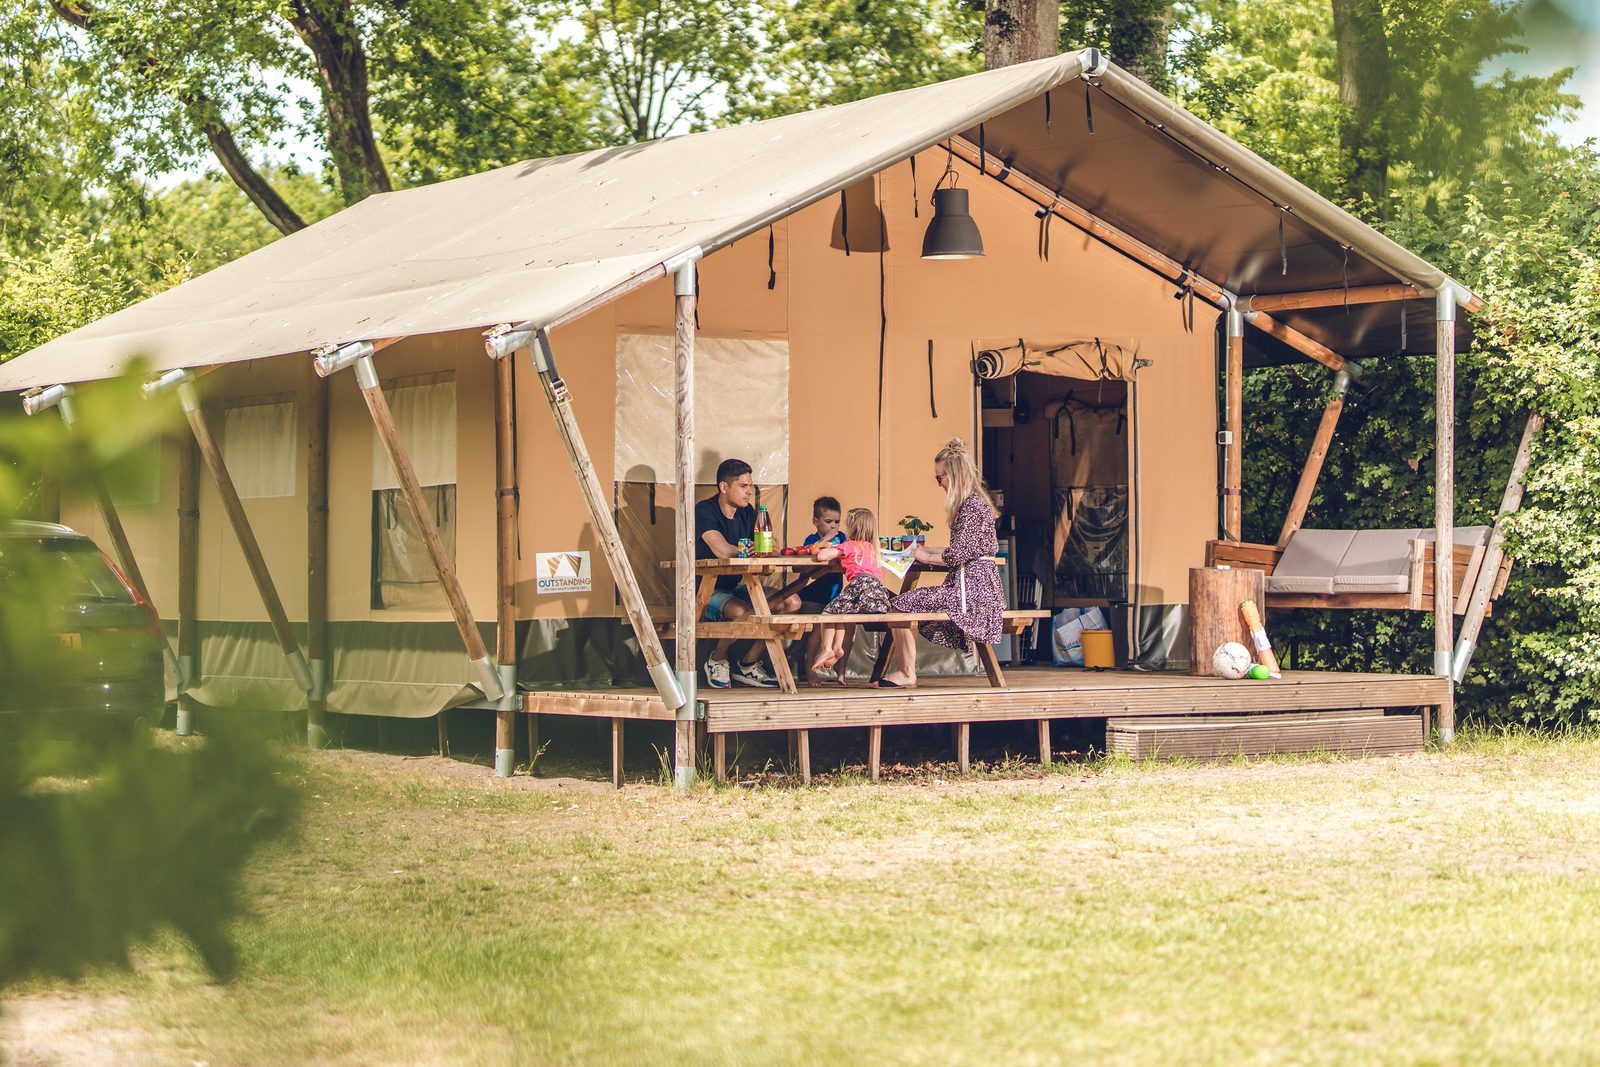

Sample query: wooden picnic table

[659,555,1036,694]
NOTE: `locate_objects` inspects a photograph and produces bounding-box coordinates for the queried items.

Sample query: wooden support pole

[796,729,811,785]
[868,726,882,781]
[352,358,503,702]
[1434,288,1457,743]
[1453,413,1543,683]
[957,722,971,774]
[518,331,686,719]
[1038,719,1052,766]
[1276,368,1353,548]
[176,431,200,737]
[492,348,519,777]
[1245,310,1345,372]
[714,733,727,783]
[306,366,330,747]
[1224,309,1244,540]
[1244,284,1424,313]
[610,718,624,789]
[673,259,699,791]
[178,378,312,694]
[527,711,540,776]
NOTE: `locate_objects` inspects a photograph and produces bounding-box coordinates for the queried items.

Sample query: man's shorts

[706,586,753,621]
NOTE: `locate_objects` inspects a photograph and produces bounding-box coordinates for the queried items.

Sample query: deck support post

[713,734,727,782]
[610,718,624,788]
[176,428,200,736]
[1224,309,1244,540]
[1434,287,1457,743]
[1453,413,1542,683]
[307,366,330,747]
[23,386,180,686]
[672,255,700,791]
[1276,366,1356,548]
[1038,719,1052,766]
[957,722,971,774]
[313,346,503,703]
[868,726,882,781]
[485,327,686,725]
[796,729,811,785]
[145,370,312,696]
[492,344,520,776]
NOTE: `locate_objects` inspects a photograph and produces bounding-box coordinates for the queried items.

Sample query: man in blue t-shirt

[694,458,800,688]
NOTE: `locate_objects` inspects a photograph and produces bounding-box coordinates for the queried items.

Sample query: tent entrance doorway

[983,370,1131,655]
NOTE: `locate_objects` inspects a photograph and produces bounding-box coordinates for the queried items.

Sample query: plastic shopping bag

[1052,606,1108,666]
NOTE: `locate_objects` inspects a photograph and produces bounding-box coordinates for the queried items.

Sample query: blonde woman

[878,438,1003,689]
[809,508,889,685]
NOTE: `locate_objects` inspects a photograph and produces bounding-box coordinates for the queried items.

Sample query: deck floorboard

[522,668,1449,733]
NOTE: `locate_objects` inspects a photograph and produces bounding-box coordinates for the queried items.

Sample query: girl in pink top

[809,508,891,683]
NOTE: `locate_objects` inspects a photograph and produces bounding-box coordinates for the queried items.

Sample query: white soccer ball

[1212,641,1252,680]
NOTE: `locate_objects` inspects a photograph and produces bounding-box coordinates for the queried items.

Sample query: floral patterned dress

[890,491,1004,651]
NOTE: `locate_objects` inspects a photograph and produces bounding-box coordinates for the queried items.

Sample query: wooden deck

[522,668,1447,784]
[523,667,1449,732]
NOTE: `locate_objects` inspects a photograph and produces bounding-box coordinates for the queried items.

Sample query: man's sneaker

[733,659,779,688]
[704,658,732,689]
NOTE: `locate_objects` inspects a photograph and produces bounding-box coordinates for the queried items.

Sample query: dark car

[0,521,165,725]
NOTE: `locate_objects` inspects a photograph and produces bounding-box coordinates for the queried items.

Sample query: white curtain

[223,398,297,499]
[613,333,789,485]
[372,373,456,489]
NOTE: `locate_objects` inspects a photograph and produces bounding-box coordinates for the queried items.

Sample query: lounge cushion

[1267,529,1356,595]
[1331,528,1421,593]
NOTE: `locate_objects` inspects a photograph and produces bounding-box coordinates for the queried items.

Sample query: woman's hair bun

[942,436,968,455]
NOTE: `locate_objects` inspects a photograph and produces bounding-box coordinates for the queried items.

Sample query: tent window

[223,395,297,499]
[613,333,789,485]
[370,373,456,611]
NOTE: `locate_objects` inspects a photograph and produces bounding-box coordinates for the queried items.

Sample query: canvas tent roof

[0,49,1476,393]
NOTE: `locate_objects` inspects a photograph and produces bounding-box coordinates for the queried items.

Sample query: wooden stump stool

[1189,566,1265,676]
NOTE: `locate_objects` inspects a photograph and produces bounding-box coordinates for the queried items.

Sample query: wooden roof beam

[1243,310,1344,372]
[1244,285,1484,315]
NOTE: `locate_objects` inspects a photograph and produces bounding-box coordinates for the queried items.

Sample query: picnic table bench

[656,556,1047,692]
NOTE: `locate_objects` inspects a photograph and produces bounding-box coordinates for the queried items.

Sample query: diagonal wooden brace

[144,370,312,694]
[487,326,685,714]
[315,344,504,703]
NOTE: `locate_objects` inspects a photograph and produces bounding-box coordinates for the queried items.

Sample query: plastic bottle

[754,505,774,554]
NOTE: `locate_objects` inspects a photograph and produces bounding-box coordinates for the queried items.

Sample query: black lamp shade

[921,187,984,259]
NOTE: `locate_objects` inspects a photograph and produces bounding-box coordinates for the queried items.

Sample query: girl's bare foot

[815,648,842,672]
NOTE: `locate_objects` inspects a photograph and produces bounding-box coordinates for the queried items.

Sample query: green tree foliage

[1181,1,1598,723]
[0,373,298,987]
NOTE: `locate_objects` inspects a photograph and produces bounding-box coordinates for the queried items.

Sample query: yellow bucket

[1081,629,1116,669]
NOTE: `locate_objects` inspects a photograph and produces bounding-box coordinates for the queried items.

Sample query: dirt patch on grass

[0,995,160,1067]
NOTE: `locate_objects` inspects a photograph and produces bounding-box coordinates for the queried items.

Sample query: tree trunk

[1114,3,1174,89]
[985,0,1061,69]
[287,0,391,205]
[201,120,308,235]
[1331,0,1392,208]
[47,0,306,235]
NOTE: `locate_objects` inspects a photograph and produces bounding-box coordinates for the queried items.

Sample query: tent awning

[0,49,1475,392]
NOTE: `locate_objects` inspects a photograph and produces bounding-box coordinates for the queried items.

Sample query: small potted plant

[898,515,934,548]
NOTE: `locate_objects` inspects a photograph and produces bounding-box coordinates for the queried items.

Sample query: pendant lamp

[921,186,984,260]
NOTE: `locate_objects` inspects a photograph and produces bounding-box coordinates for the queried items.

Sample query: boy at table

[696,458,801,688]
[798,496,848,683]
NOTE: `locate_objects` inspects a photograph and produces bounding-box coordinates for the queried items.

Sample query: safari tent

[2,49,1522,785]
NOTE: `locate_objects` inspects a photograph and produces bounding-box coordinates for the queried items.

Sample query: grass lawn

[7,728,1600,1064]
